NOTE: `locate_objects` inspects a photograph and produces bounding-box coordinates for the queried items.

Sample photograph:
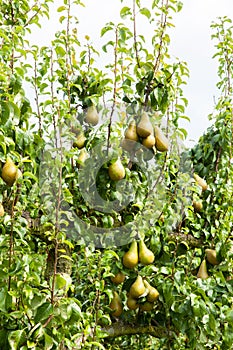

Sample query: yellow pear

[136,112,153,138]
[0,202,4,217]
[73,132,86,149]
[197,259,209,279]
[138,240,155,265]
[142,134,156,149]
[193,200,203,212]
[193,173,208,191]
[205,249,219,265]
[85,105,99,126]
[154,126,169,152]
[129,275,146,298]
[2,158,18,186]
[144,280,159,302]
[111,271,126,285]
[139,301,154,312]
[123,240,138,269]
[126,296,139,310]
[125,120,139,142]
[109,291,123,317]
[77,149,88,167]
[108,158,125,181]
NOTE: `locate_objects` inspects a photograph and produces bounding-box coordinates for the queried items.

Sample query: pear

[142,134,156,149]
[197,259,209,279]
[138,240,155,265]
[205,249,219,265]
[126,296,139,310]
[139,301,154,312]
[85,105,99,126]
[193,173,208,191]
[2,158,18,186]
[125,120,139,142]
[109,291,123,317]
[144,280,159,302]
[77,149,88,167]
[123,240,138,269]
[0,203,4,217]
[73,132,86,149]
[129,275,146,298]
[136,112,153,138]
[154,126,169,152]
[108,158,125,181]
[193,200,203,212]
[111,271,126,285]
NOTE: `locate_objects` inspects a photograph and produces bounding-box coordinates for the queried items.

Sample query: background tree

[0,1,233,349]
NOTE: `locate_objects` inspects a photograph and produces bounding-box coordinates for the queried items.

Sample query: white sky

[29,0,233,147]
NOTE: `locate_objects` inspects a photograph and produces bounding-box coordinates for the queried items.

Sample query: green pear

[123,240,138,269]
[77,149,88,167]
[193,173,208,191]
[129,275,146,298]
[197,259,209,279]
[138,240,155,265]
[125,120,139,141]
[205,249,219,265]
[144,280,159,302]
[142,134,156,149]
[126,295,139,310]
[139,301,154,312]
[193,200,203,212]
[85,105,99,126]
[73,132,86,149]
[136,112,153,138]
[108,158,125,181]
[0,202,4,217]
[111,271,126,285]
[2,158,18,186]
[109,291,123,317]
[154,126,169,152]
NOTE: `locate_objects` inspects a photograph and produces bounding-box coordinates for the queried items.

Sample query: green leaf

[120,6,131,19]
[44,331,55,350]
[55,46,66,57]
[139,7,151,19]
[57,6,66,12]
[100,25,113,37]
[34,302,53,323]
[8,330,26,350]
[0,101,10,124]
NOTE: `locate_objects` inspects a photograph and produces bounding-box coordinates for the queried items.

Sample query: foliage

[0,1,233,349]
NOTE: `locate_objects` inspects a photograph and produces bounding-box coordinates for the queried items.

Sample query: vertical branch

[133,0,141,69]
[65,0,71,112]
[107,26,119,151]
[33,57,42,137]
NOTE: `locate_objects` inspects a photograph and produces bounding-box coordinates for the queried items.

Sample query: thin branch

[102,321,168,338]
[133,0,141,69]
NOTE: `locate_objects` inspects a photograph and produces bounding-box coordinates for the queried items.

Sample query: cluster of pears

[123,239,155,268]
[197,248,220,279]
[127,275,159,311]
[192,173,208,213]
[121,112,169,153]
[72,129,89,167]
[1,158,22,186]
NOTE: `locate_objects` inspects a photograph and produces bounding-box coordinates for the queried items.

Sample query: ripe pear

[111,271,126,285]
[125,120,139,142]
[144,280,159,302]
[77,148,88,167]
[109,291,123,317]
[123,240,138,269]
[205,249,219,265]
[108,158,125,181]
[85,105,99,126]
[138,240,155,265]
[154,126,169,152]
[2,158,18,186]
[0,202,4,217]
[73,132,86,149]
[193,173,208,191]
[126,296,139,310]
[142,134,156,149]
[193,200,203,212]
[139,301,154,312]
[136,112,153,138]
[197,259,209,279]
[129,275,146,298]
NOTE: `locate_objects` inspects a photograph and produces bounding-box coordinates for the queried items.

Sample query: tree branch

[102,321,167,338]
